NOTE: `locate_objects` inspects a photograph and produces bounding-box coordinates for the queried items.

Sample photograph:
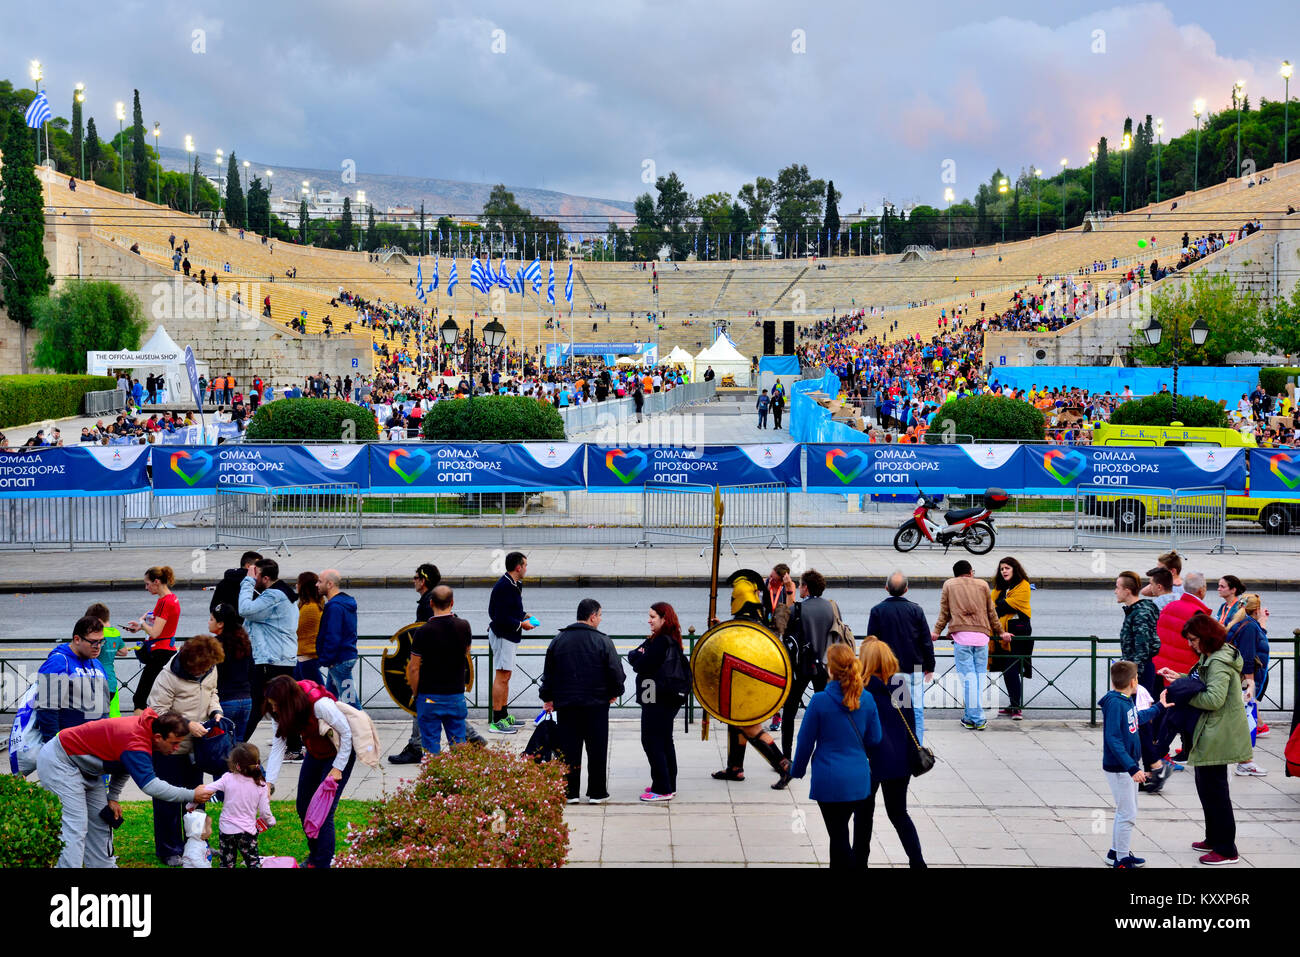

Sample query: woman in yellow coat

[989,557,1033,720]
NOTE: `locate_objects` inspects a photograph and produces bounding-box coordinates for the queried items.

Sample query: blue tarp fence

[987,366,1261,407]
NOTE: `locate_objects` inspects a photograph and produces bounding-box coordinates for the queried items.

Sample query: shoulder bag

[893,702,936,776]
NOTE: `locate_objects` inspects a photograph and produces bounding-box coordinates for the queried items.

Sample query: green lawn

[111,800,374,868]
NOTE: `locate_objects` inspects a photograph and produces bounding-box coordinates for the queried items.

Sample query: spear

[703,485,723,740]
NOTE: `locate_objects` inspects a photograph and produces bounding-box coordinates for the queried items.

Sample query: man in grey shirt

[778,569,839,760]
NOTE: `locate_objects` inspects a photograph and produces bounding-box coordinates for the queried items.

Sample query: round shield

[691,619,792,727]
[381,622,474,715]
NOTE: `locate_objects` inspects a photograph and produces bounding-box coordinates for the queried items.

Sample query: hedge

[1108,393,1229,428]
[931,395,1046,442]
[0,775,64,868]
[1259,368,1300,396]
[422,396,565,441]
[0,374,118,429]
[243,397,380,442]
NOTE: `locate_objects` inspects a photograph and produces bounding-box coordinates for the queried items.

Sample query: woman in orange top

[296,571,324,686]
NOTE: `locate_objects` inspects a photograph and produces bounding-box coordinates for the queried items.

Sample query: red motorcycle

[892,486,1009,555]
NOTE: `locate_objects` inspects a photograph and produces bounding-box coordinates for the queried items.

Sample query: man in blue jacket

[318,569,359,706]
[36,615,111,744]
[867,572,936,743]
[239,558,299,740]
[487,551,535,733]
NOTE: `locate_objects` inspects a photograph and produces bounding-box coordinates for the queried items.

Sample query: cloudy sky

[6,1,1296,217]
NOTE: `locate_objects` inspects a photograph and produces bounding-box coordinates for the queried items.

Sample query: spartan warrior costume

[700,569,795,789]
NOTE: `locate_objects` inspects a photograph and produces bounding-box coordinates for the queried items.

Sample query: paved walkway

[111,716,1300,867]
[4,544,1299,591]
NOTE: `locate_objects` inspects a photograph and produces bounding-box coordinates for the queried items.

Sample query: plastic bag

[302,774,339,839]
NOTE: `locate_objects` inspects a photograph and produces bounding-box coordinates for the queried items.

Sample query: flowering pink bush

[337,745,570,868]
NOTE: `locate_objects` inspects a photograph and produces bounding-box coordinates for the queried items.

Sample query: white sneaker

[1234,762,1268,776]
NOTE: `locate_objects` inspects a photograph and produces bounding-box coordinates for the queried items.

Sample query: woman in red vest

[261,676,355,868]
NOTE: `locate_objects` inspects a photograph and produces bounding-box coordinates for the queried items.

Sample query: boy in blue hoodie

[1100,660,1162,869]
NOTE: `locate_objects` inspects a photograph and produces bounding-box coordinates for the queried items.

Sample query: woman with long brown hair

[210,602,253,743]
[790,643,881,870]
[260,675,355,869]
[628,602,689,802]
[859,637,926,867]
[295,571,325,686]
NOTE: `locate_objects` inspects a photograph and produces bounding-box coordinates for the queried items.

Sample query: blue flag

[470,258,491,294]
[523,257,542,293]
[564,262,574,303]
[495,258,512,289]
[24,91,51,129]
[447,260,458,297]
[547,262,556,305]
[429,255,438,292]
[415,259,427,303]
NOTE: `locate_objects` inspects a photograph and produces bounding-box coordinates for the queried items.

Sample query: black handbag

[193,715,236,777]
[894,702,936,776]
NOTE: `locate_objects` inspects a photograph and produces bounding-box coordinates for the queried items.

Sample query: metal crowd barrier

[214,483,363,555]
[0,496,126,549]
[559,380,717,434]
[83,388,127,416]
[639,481,789,551]
[1071,484,1233,553]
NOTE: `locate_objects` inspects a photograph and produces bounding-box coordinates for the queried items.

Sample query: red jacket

[1152,593,1211,682]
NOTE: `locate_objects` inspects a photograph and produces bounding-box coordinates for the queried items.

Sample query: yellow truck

[1086,424,1296,533]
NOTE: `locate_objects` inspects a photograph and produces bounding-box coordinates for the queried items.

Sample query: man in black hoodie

[540,599,626,804]
[210,551,262,624]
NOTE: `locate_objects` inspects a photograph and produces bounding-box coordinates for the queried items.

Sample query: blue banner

[1246,449,1300,498]
[805,444,1023,494]
[1021,446,1246,495]
[0,447,150,498]
[368,443,585,493]
[152,445,369,494]
[586,444,802,491]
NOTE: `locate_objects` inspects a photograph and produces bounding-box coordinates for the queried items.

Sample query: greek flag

[495,258,512,289]
[429,256,438,292]
[511,268,525,295]
[547,262,556,305]
[447,260,458,296]
[522,257,542,292]
[415,258,427,303]
[24,91,52,129]
[470,257,491,294]
[564,262,574,303]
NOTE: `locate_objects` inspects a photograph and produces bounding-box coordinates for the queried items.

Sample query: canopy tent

[694,337,751,386]
[663,346,694,367]
[87,326,207,404]
[757,354,802,398]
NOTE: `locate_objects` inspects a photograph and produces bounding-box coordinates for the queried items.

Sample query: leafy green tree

[772,164,826,251]
[822,180,840,255]
[340,196,353,249]
[1132,271,1264,366]
[32,281,146,373]
[224,153,246,228]
[246,176,269,233]
[654,172,693,260]
[85,117,101,175]
[0,119,54,372]
[1109,394,1229,428]
[1262,284,1300,357]
[71,87,83,178]
[365,202,378,250]
[131,90,148,199]
[737,177,773,234]
[933,395,1046,441]
[631,192,659,260]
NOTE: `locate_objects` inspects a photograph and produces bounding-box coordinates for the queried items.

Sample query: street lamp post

[243,160,250,193]
[439,316,506,398]
[1234,80,1246,178]
[30,62,44,164]
[1155,118,1164,202]
[943,187,954,248]
[1121,131,1132,212]
[1283,61,1293,164]
[152,123,160,203]
[1089,146,1097,212]
[998,177,1008,241]
[115,101,126,193]
[1143,317,1209,422]
[1193,99,1205,190]
[184,135,194,212]
[74,83,86,179]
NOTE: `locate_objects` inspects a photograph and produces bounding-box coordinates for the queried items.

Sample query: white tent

[694,337,751,386]
[87,326,207,404]
[663,346,694,367]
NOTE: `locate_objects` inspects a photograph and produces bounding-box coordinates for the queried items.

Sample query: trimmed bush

[0,775,64,868]
[337,745,569,868]
[422,396,565,441]
[0,374,118,429]
[932,395,1046,442]
[1259,368,1300,396]
[1109,393,1229,428]
[32,280,147,374]
[243,397,379,442]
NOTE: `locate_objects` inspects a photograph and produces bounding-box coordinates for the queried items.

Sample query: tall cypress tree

[246,176,268,233]
[822,179,840,256]
[0,120,55,372]
[131,90,148,198]
[71,88,84,179]
[365,204,377,250]
[299,199,309,244]
[86,117,101,176]
[340,196,354,249]
[224,153,246,228]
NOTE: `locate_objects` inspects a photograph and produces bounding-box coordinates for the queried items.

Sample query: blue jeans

[416,693,468,754]
[294,658,322,685]
[952,642,989,724]
[296,750,355,869]
[324,657,358,707]
[908,671,926,744]
[222,697,253,743]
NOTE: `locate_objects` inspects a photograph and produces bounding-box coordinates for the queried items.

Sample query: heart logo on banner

[388,448,433,484]
[825,448,869,484]
[1270,453,1300,490]
[1041,448,1088,485]
[605,449,649,484]
[169,450,214,487]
